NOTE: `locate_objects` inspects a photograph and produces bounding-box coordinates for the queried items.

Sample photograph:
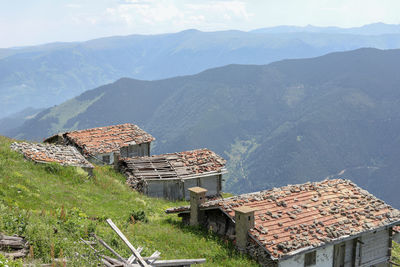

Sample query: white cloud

[105,0,251,31]
[2,0,400,48]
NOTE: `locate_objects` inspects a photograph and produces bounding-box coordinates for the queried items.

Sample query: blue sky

[1,0,400,48]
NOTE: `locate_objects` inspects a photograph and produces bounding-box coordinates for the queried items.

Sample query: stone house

[166,179,400,267]
[10,142,94,175]
[117,148,227,200]
[44,123,155,164]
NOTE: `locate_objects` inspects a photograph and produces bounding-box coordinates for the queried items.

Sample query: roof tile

[11,142,93,169]
[167,179,400,259]
[65,123,155,155]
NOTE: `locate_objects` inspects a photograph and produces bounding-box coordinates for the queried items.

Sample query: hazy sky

[1,0,400,48]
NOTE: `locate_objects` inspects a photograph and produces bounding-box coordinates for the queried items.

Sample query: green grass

[0,136,258,266]
[0,254,23,267]
[393,241,400,264]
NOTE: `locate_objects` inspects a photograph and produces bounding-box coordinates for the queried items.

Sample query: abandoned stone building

[117,148,227,200]
[166,179,400,267]
[10,142,94,175]
[44,123,155,164]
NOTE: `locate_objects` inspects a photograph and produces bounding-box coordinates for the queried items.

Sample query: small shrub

[127,210,148,223]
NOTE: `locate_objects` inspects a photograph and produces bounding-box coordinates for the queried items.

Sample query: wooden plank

[80,238,99,254]
[94,234,133,266]
[0,239,26,249]
[129,255,162,264]
[101,258,114,267]
[103,255,126,266]
[0,248,29,259]
[131,251,161,265]
[359,256,389,267]
[344,239,354,267]
[0,235,25,241]
[106,219,149,267]
[128,255,135,264]
[127,247,143,264]
[148,251,161,264]
[151,258,206,266]
[130,156,181,181]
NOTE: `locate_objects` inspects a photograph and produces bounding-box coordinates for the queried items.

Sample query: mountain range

[252,22,400,35]
[10,47,400,208]
[1,23,400,118]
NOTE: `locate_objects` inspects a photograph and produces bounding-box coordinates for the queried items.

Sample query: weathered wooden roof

[10,142,93,169]
[120,148,226,180]
[166,179,400,260]
[46,123,155,156]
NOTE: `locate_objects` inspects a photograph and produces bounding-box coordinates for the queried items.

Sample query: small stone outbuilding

[10,142,94,175]
[44,123,155,164]
[167,179,400,267]
[118,148,227,200]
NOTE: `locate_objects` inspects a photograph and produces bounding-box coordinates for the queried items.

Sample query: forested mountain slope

[2,25,400,117]
[12,48,400,207]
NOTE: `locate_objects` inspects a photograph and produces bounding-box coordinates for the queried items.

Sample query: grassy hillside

[0,135,257,266]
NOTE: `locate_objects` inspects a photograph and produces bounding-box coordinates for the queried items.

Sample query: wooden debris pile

[0,233,29,259]
[82,219,206,267]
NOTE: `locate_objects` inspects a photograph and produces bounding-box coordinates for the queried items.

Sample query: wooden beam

[151,258,206,266]
[80,238,99,254]
[148,251,161,264]
[93,234,133,266]
[127,247,143,264]
[101,258,114,267]
[103,255,126,266]
[106,219,149,267]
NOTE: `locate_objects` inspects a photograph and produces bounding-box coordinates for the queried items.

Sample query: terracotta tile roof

[10,142,93,169]
[120,148,226,181]
[166,179,400,259]
[64,123,155,155]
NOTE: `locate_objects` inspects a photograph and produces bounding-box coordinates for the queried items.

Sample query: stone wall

[247,238,277,267]
[180,208,277,267]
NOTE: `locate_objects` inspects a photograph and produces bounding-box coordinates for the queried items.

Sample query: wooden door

[333,243,346,267]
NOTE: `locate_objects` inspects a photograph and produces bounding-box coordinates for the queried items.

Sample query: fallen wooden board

[106,219,149,267]
[94,234,133,266]
[0,233,29,259]
[0,248,29,259]
[151,259,206,266]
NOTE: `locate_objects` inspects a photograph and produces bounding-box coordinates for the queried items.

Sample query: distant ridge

[2,23,400,117]
[251,22,400,35]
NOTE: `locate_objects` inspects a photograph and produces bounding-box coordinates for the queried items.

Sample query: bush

[127,210,148,223]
